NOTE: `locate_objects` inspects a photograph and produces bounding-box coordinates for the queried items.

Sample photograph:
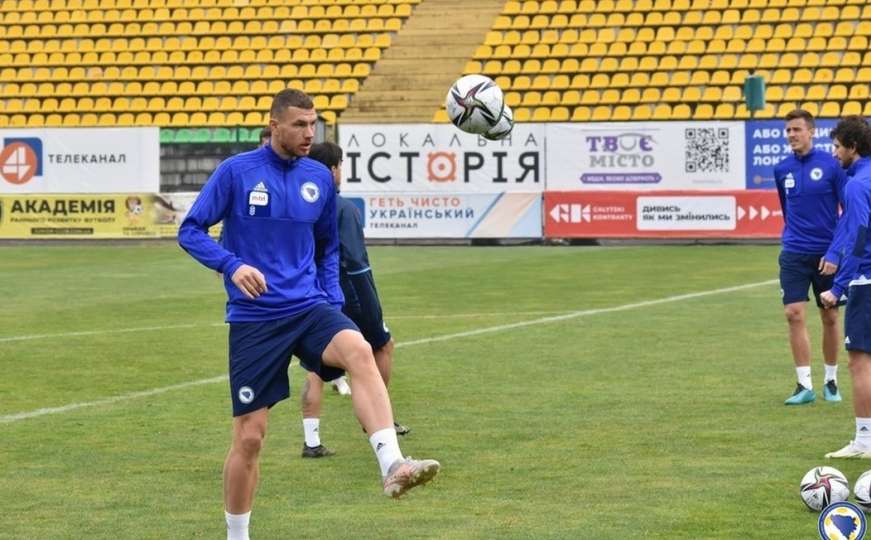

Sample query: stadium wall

[0,121,839,240]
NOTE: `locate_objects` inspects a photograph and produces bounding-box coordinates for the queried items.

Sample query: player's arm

[338,200,371,275]
[774,166,787,225]
[821,166,851,274]
[314,182,344,308]
[829,181,870,299]
[178,162,245,279]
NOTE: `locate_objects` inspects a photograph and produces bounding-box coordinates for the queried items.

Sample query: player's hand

[819,257,838,275]
[231,264,267,299]
[820,290,838,308]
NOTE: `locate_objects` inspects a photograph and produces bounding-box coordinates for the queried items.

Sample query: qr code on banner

[685,128,730,173]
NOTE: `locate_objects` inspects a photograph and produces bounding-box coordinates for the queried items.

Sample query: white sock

[225,511,250,540]
[796,366,812,390]
[303,418,321,448]
[369,427,403,477]
[825,364,838,383]
[857,418,871,448]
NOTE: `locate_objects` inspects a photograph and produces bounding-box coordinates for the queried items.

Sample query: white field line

[0,279,776,424]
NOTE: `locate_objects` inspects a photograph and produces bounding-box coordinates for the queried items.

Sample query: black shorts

[779,250,838,308]
[227,304,358,416]
[342,271,392,350]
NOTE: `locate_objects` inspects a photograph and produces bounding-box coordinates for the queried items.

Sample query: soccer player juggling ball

[178,89,440,540]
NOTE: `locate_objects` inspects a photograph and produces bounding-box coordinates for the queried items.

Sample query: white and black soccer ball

[482,104,514,141]
[853,470,871,512]
[445,74,505,135]
[801,466,850,511]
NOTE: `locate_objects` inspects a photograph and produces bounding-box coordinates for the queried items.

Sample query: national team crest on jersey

[301,182,320,203]
[811,168,823,181]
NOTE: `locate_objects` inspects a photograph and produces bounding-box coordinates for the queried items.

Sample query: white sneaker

[331,376,351,396]
[825,440,871,459]
[382,457,440,498]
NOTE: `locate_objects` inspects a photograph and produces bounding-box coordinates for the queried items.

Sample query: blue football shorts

[227,303,359,417]
[779,250,838,308]
[846,284,871,354]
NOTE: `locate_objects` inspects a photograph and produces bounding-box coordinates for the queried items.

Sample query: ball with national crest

[445,74,505,135]
[800,466,850,511]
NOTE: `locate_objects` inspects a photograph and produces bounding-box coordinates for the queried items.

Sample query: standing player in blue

[774,109,848,405]
[297,142,409,459]
[817,116,871,458]
[178,89,440,540]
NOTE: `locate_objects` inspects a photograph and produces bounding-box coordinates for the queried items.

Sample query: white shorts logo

[238,386,255,404]
[301,182,320,203]
[810,168,823,181]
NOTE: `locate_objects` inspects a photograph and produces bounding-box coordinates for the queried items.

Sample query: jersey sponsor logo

[238,386,255,404]
[784,172,795,189]
[811,167,823,181]
[249,191,268,206]
[301,182,320,203]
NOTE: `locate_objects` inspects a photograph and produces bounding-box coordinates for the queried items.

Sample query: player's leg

[301,371,334,457]
[373,338,409,435]
[780,251,816,404]
[322,329,438,496]
[826,351,871,458]
[813,269,842,401]
[224,407,269,540]
[819,306,842,401]
[374,338,394,387]
[827,284,871,458]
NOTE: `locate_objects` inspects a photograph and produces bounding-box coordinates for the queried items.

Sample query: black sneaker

[394,422,411,436]
[302,444,335,458]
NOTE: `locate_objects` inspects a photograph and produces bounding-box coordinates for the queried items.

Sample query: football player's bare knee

[784,304,805,324]
[238,433,264,459]
[343,339,375,374]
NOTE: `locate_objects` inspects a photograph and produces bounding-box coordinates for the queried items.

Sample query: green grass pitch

[0,242,861,538]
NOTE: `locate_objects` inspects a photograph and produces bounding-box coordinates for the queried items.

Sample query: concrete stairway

[339,0,506,124]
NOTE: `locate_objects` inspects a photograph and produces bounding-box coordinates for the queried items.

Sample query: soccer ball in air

[482,104,514,141]
[853,470,871,512]
[445,74,505,136]
[800,466,850,511]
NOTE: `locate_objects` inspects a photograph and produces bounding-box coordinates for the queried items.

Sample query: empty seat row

[0,94,349,114]
[0,17,403,38]
[0,48,379,71]
[0,4,412,24]
[484,23,871,47]
[0,77,362,98]
[0,33,391,53]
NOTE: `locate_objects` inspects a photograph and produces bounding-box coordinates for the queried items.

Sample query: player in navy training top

[817,116,871,458]
[296,142,409,459]
[178,89,440,540]
[774,109,848,406]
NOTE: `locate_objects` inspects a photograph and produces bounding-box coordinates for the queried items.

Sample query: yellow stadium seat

[694,104,714,119]
[570,106,591,121]
[841,101,862,116]
[589,106,609,121]
[819,102,839,118]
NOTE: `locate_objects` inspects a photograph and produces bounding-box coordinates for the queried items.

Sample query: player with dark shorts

[774,109,848,405]
[297,141,409,460]
[818,116,871,458]
[179,90,439,540]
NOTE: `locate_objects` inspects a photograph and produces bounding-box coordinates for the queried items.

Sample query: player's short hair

[308,142,343,169]
[259,127,271,141]
[270,89,314,119]
[832,115,871,157]
[784,109,815,129]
